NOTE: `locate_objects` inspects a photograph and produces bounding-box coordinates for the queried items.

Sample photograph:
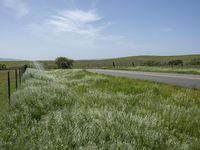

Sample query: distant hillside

[1,55,200,69]
[74,54,200,68]
[0,60,31,68]
[0,58,20,61]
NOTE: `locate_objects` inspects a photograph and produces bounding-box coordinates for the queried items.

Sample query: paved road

[87,69,200,89]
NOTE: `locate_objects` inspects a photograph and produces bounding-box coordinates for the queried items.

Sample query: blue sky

[0,0,200,60]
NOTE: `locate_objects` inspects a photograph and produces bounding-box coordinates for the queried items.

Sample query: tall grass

[0,69,200,149]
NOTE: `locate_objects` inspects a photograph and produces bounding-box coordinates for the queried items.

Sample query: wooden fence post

[8,71,11,105]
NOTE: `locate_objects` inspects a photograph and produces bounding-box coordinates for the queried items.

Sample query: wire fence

[0,65,27,110]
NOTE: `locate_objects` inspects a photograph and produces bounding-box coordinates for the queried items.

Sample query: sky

[0,0,200,60]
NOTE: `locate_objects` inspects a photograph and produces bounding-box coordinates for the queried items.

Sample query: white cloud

[28,9,106,37]
[26,8,137,59]
[1,0,29,17]
[46,9,103,36]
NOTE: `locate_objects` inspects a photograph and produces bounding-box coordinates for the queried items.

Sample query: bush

[168,60,183,67]
[113,62,116,68]
[0,64,6,70]
[189,58,200,65]
[55,57,74,69]
[132,62,135,67]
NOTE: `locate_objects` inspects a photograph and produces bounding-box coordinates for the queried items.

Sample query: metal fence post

[8,71,11,105]
[19,68,21,85]
[15,69,18,90]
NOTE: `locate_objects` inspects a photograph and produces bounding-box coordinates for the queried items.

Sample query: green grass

[114,66,200,75]
[0,69,200,149]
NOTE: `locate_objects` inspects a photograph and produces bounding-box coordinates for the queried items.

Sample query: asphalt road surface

[87,69,200,89]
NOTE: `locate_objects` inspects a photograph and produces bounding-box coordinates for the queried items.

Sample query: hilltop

[0,58,20,61]
[74,54,200,68]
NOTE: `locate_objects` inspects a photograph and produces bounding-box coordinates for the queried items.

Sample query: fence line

[0,65,27,108]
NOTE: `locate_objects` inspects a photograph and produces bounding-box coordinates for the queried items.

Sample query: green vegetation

[143,60,161,66]
[31,55,200,70]
[73,54,200,68]
[0,64,6,70]
[55,57,74,69]
[116,66,200,75]
[168,60,183,67]
[0,69,200,149]
[190,58,200,65]
[39,61,57,69]
[112,61,116,68]
[1,55,200,72]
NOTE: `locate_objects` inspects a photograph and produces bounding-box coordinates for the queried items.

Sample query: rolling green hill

[1,54,200,69]
[74,54,200,68]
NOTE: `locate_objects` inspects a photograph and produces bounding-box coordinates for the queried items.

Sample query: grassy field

[0,69,200,149]
[116,66,200,75]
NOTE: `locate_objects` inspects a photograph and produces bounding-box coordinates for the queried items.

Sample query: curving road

[87,69,200,89]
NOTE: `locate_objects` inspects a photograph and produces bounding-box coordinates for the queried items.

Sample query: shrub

[168,60,183,67]
[0,64,6,70]
[113,62,116,68]
[132,62,135,67]
[55,57,74,69]
[189,58,200,65]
